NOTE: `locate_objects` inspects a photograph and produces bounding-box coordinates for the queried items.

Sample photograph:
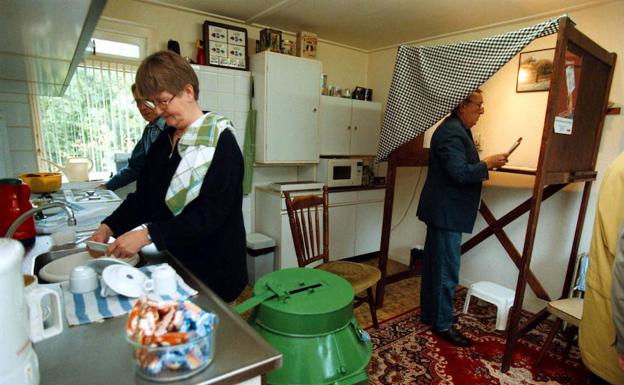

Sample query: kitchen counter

[328,184,386,193]
[22,237,282,385]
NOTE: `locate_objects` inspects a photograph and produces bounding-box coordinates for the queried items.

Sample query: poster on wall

[203,21,248,71]
[553,51,583,135]
[516,48,555,92]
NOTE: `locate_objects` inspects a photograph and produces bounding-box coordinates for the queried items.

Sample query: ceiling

[147,0,605,51]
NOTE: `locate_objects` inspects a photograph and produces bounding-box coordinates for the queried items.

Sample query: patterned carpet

[367,287,588,385]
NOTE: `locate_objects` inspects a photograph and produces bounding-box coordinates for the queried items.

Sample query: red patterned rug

[368,289,588,384]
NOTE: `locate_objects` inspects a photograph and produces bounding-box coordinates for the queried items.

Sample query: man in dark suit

[417,89,508,347]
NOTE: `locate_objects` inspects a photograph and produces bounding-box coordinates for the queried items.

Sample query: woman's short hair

[135,50,199,101]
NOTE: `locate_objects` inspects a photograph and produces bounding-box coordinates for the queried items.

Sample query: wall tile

[234,94,250,112]
[11,150,37,175]
[1,102,32,126]
[203,91,218,111]
[7,126,35,151]
[198,70,218,92]
[235,75,251,95]
[217,93,234,111]
[217,74,235,93]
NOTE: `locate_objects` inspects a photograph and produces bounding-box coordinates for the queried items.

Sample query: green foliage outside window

[37,60,144,174]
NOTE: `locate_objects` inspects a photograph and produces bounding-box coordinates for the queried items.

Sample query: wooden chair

[284,186,380,328]
[534,253,587,366]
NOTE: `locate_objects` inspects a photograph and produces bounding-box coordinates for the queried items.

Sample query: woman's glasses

[143,94,176,110]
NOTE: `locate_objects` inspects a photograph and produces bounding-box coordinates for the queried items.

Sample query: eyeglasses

[143,94,176,110]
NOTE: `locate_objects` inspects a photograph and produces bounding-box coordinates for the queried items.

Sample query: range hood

[0,0,106,96]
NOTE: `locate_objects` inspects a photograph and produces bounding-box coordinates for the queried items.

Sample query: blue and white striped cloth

[61,264,198,326]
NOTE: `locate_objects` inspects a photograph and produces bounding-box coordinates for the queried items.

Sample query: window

[36,59,145,176]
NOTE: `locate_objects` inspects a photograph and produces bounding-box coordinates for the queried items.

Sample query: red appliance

[0,178,36,246]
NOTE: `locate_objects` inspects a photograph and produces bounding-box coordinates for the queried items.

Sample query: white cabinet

[319,96,382,156]
[328,189,385,260]
[254,187,385,270]
[251,52,321,164]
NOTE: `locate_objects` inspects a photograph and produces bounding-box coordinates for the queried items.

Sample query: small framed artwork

[203,21,248,71]
[516,48,555,92]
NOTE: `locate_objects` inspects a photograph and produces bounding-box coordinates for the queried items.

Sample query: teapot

[44,157,93,182]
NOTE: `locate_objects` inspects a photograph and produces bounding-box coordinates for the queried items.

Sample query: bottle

[195,40,206,65]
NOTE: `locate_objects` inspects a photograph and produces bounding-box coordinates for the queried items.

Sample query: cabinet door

[350,100,382,156]
[354,201,384,255]
[328,205,357,260]
[265,54,321,163]
[280,214,300,269]
[319,96,351,155]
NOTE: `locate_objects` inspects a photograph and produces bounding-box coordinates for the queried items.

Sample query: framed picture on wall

[516,48,555,92]
[203,21,248,71]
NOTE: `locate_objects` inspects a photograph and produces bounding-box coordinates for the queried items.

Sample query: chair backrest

[284,186,329,267]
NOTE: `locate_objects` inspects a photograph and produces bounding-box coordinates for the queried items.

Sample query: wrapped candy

[126,298,218,380]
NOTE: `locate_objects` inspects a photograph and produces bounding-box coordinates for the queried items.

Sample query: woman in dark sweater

[90,51,247,302]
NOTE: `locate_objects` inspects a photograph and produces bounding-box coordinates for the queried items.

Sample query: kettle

[0,239,63,385]
[0,178,36,247]
[43,157,93,182]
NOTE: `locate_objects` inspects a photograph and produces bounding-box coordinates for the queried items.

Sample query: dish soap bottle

[196,40,206,65]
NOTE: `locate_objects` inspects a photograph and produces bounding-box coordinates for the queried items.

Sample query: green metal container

[235,268,371,385]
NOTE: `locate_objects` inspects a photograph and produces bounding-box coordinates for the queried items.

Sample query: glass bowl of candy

[126,299,219,382]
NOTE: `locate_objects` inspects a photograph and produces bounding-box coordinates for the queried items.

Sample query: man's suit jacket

[417,114,488,233]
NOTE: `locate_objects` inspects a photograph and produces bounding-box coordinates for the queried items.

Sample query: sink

[33,243,146,283]
[33,244,89,282]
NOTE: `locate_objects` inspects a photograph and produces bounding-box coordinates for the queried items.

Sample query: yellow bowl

[18,172,62,193]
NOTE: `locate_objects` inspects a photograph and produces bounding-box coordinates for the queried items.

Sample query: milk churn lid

[247,268,355,335]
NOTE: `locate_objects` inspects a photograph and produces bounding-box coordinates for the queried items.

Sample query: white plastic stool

[463,281,515,330]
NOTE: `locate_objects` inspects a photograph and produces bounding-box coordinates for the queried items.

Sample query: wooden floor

[235,258,421,329]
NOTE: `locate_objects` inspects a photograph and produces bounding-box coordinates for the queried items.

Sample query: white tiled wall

[193,65,251,148]
[0,92,37,177]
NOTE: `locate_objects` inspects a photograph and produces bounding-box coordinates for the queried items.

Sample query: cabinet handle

[354,126,358,130]
[347,125,351,130]
[313,108,317,112]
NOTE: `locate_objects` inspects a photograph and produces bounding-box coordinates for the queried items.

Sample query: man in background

[102,84,166,191]
[580,151,624,385]
[416,89,508,347]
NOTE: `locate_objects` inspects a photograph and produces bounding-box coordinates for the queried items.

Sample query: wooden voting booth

[376,17,617,371]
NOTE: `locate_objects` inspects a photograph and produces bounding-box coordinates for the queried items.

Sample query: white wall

[368,1,624,310]
[0,93,37,177]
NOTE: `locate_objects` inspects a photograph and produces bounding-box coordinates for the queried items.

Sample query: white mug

[24,275,63,343]
[69,266,98,294]
[145,264,177,297]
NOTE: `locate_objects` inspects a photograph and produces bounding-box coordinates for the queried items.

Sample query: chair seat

[547,298,583,326]
[317,261,381,294]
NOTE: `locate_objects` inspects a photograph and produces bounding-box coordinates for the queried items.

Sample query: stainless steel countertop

[24,238,282,385]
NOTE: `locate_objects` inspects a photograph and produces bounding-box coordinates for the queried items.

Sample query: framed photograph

[516,48,555,92]
[203,21,248,71]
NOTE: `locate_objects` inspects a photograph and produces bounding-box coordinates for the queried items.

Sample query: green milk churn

[235,268,371,385]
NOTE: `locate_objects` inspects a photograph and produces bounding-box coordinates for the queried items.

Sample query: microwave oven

[318,158,363,187]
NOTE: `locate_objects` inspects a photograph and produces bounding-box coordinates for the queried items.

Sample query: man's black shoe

[432,327,471,347]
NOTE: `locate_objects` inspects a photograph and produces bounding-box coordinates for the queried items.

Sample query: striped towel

[61,264,198,326]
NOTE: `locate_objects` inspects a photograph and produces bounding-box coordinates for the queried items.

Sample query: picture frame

[203,21,248,71]
[516,48,555,92]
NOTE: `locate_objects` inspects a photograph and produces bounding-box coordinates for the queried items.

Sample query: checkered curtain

[376,15,565,162]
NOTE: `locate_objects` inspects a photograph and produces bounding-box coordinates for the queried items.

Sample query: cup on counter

[69,265,98,294]
[145,264,178,297]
